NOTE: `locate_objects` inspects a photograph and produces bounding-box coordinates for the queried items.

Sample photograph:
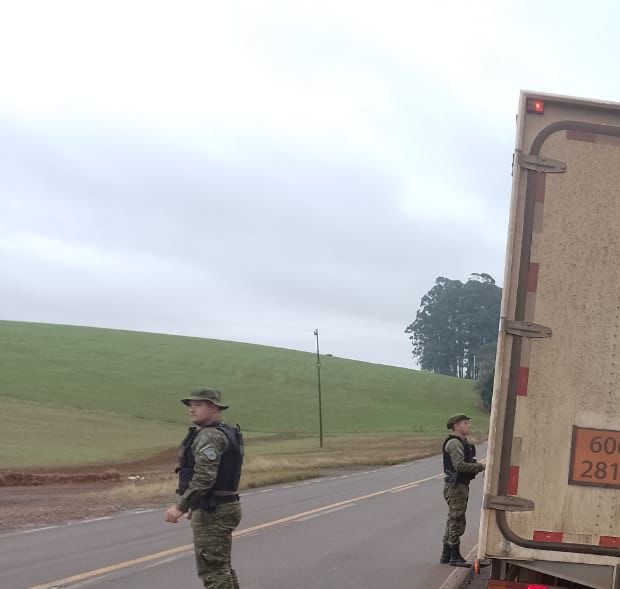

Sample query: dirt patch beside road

[0,471,122,487]
[0,449,177,532]
[0,482,142,532]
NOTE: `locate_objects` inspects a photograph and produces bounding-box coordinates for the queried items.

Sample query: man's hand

[165,506,185,523]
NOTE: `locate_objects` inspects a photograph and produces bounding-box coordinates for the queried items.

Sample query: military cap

[180,387,229,409]
[447,413,471,429]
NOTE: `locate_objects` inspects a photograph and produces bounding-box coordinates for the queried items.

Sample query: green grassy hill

[0,321,488,468]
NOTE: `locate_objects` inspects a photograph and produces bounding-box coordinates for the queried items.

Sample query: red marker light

[526,98,545,114]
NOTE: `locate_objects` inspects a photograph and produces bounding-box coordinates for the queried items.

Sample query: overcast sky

[1,1,619,367]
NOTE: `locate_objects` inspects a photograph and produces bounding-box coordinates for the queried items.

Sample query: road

[0,448,485,589]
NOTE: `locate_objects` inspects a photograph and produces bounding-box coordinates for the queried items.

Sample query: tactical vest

[175,423,244,509]
[443,435,477,485]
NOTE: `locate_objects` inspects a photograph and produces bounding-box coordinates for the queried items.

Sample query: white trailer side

[478,91,620,589]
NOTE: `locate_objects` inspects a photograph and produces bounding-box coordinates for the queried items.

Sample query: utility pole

[313,329,324,448]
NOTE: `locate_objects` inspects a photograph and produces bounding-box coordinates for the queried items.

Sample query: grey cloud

[0,113,504,369]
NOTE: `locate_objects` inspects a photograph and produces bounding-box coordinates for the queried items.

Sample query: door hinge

[484,494,535,512]
[502,319,552,339]
[518,152,567,173]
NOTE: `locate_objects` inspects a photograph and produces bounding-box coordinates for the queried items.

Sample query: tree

[475,367,495,410]
[405,274,501,380]
[407,277,464,376]
[474,341,497,410]
[460,274,502,379]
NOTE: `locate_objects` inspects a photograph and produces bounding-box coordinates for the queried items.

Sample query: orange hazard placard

[569,426,620,488]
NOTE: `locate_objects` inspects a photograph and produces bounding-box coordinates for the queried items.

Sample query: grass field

[0,396,182,469]
[0,320,488,470]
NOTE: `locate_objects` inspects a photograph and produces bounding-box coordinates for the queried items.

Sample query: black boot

[440,544,451,564]
[449,544,471,568]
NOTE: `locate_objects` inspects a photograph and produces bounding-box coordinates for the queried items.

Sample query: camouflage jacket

[445,438,485,476]
[176,427,229,513]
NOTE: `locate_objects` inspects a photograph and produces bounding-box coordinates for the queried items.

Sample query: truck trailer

[478,91,620,589]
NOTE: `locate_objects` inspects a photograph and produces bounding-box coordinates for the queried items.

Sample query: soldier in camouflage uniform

[165,388,244,589]
[440,414,485,568]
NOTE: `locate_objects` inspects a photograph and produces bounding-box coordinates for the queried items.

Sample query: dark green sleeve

[176,429,228,512]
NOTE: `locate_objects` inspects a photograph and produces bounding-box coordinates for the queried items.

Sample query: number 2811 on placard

[569,426,620,489]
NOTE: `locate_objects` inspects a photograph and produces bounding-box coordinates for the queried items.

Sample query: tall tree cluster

[405,274,501,381]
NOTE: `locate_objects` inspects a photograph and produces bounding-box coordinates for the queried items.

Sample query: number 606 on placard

[569,426,620,489]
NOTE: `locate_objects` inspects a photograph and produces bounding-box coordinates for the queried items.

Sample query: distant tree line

[405,273,500,409]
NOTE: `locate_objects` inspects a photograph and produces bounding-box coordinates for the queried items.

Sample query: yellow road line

[390,482,420,493]
[26,544,194,589]
[26,472,443,589]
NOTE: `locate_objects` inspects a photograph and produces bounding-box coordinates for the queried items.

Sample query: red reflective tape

[507,465,520,495]
[517,367,529,396]
[599,536,620,548]
[533,531,563,543]
[527,263,539,293]
[489,582,548,589]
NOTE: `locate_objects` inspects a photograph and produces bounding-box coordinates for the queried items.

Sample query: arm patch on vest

[199,445,217,461]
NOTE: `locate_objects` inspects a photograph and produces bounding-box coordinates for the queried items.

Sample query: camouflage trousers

[191,502,242,589]
[442,483,469,546]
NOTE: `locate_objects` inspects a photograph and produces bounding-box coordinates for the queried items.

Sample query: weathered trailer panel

[479,92,620,589]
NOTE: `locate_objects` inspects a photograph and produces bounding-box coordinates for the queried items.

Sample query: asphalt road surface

[1,448,485,589]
